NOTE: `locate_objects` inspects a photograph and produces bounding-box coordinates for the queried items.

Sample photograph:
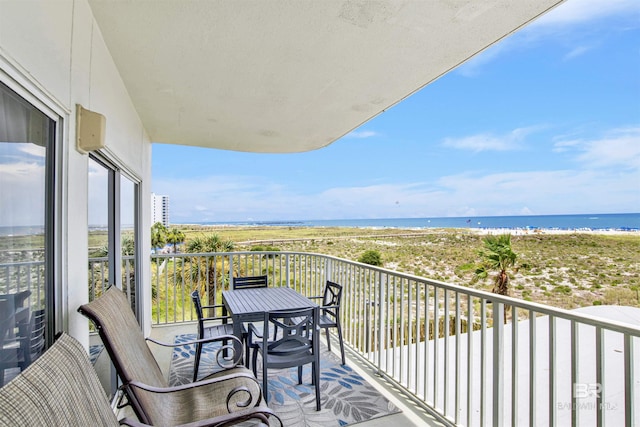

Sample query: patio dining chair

[306,280,346,365]
[0,299,20,388]
[190,289,243,381]
[231,274,271,367]
[232,274,268,290]
[249,307,321,411]
[78,286,278,427]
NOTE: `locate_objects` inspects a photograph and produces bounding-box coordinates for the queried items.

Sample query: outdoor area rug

[89,344,103,365]
[169,334,400,426]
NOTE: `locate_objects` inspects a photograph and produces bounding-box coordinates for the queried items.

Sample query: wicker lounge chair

[78,286,278,426]
[0,332,146,426]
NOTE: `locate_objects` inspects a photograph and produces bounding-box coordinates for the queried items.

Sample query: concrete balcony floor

[139,323,444,426]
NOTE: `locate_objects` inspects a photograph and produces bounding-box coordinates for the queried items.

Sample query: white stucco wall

[0,0,152,347]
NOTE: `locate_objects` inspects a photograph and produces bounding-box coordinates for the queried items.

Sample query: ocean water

[203,213,640,231]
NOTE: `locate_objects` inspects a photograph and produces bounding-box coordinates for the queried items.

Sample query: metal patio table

[222,287,318,340]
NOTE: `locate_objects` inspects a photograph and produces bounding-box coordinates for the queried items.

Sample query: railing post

[229,254,235,285]
[493,301,504,427]
[377,271,384,374]
[285,253,290,287]
[624,334,634,427]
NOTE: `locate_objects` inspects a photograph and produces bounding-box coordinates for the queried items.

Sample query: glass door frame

[0,62,64,350]
[88,153,142,320]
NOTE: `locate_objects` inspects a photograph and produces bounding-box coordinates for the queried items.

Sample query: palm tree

[474,234,517,323]
[474,234,517,296]
[166,228,185,253]
[185,234,235,304]
[151,222,168,253]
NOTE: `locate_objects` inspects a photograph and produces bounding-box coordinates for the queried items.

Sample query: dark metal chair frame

[308,280,346,365]
[231,275,269,367]
[190,290,242,382]
[231,274,268,290]
[249,307,321,411]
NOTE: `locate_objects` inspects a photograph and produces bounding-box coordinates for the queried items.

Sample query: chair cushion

[0,333,120,426]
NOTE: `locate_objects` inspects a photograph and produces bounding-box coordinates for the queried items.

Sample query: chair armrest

[201,314,232,322]
[126,370,261,394]
[146,334,241,349]
[146,334,244,367]
[200,303,225,310]
[247,322,261,336]
[307,296,323,300]
[118,418,152,426]
[124,371,275,423]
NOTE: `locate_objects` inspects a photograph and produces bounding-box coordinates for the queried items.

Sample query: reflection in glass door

[0,81,55,386]
[87,157,139,307]
[120,174,138,315]
[88,155,139,396]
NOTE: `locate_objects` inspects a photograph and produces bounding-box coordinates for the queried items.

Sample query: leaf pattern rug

[89,344,103,365]
[169,334,400,426]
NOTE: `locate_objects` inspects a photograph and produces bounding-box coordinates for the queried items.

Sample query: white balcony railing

[8,252,637,426]
[149,251,640,427]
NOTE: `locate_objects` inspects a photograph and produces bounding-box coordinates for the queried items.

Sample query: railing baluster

[530,309,537,427]
[596,326,604,427]
[433,285,440,411]
[467,294,474,427]
[571,320,579,427]
[407,278,414,390]
[549,315,556,427]
[512,306,519,427]
[493,302,504,427]
[424,283,430,403]
[400,277,406,384]
[455,291,461,424]
[624,334,634,427]
[480,298,487,427]
[444,289,450,415]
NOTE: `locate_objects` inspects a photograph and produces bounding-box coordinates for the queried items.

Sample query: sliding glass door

[0,81,56,386]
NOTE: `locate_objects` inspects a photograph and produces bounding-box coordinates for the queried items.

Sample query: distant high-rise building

[151,193,170,227]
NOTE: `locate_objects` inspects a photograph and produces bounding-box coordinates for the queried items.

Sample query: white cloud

[532,0,640,28]
[456,0,639,76]
[456,41,510,77]
[442,126,540,152]
[554,127,640,168]
[0,161,45,226]
[345,130,379,139]
[17,144,46,159]
[154,160,640,222]
[562,44,595,61]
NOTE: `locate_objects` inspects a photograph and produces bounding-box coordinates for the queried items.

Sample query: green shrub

[554,285,572,295]
[359,250,382,266]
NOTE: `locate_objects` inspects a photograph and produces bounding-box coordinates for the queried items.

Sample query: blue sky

[152,0,640,224]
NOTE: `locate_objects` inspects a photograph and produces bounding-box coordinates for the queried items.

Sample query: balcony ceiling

[88,0,564,153]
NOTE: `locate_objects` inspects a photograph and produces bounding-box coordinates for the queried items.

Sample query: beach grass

[175,225,640,310]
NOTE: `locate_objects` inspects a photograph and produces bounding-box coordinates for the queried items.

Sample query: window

[0,81,56,384]
[88,154,140,396]
[88,156,140,311]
